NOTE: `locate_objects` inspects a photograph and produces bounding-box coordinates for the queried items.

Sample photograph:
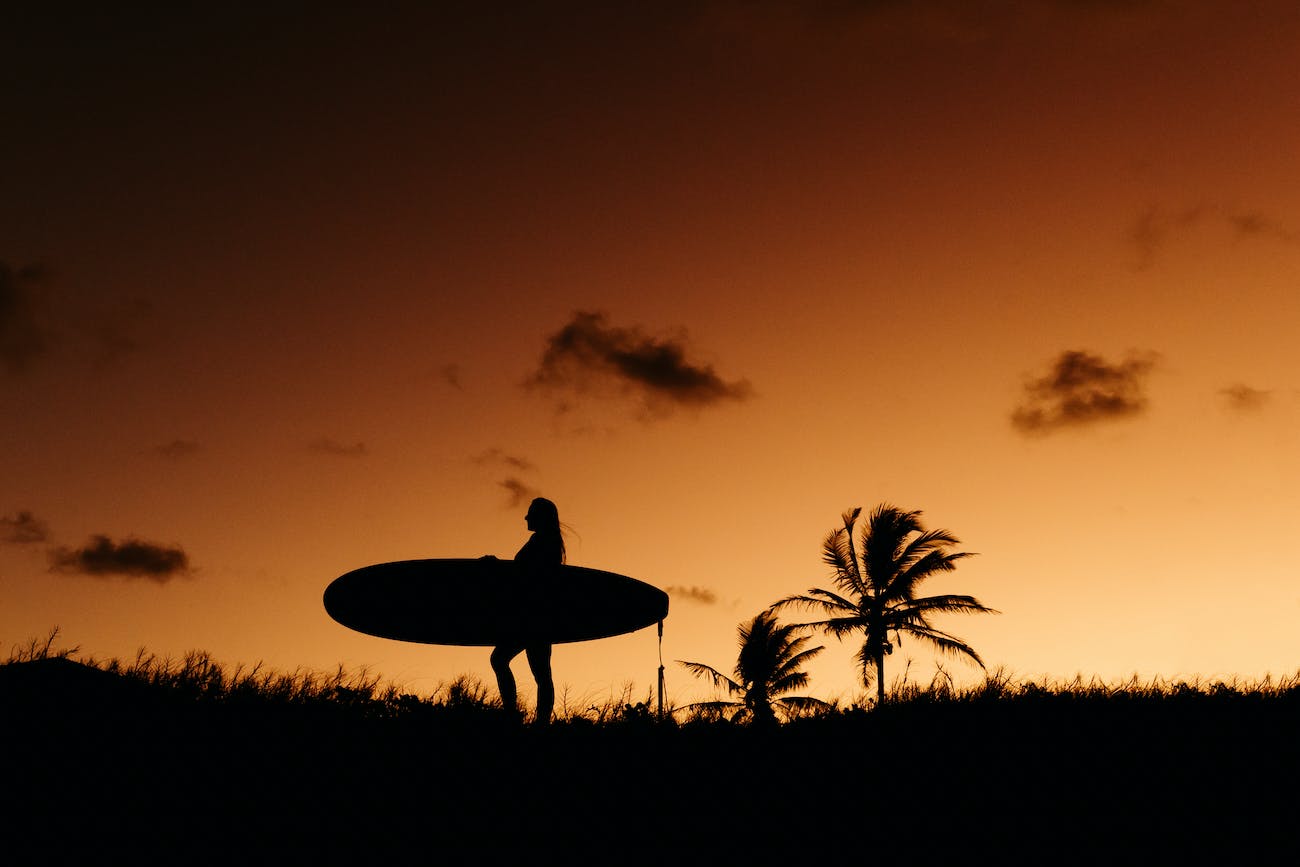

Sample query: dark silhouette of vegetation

[676,610,829,725]
[5,630,1298,723]
[772,504,997,706]
[4,631,1299,860]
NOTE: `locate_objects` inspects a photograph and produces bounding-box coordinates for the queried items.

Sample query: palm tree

[677,610,829,726]
[771,504,997,707]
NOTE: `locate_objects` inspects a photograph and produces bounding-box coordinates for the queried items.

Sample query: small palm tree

[677,610,829,726]
[771,504,997,707]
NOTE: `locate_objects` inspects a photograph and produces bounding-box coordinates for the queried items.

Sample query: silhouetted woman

[489,497,564,725]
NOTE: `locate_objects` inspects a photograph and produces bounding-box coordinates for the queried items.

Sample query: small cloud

[439,363,464,390]
[308,438,368,458]
[523,310,753,419]
[1126,204,1299,269]
[665,585,718,605]
[49,534,191,582]
[1226,211,1299,244]
[471,447,535,472]
[1125,205,1204,269]
[154,439,201,458]
[2,510,50,544]
[0,261,53,374]
[499,477,541,509]
[1011,349,1158,435]
[1219,383,1271,412]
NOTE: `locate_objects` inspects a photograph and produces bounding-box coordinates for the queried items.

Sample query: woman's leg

[490,644,522,719]
[525,644,554,725]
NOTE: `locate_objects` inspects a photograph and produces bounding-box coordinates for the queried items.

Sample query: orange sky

[4,1,1299,709]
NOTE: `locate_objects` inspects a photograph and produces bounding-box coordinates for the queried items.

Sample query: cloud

[1,510,50,544]
[439,363,464,390]
[524,310,753,418]
[49,535,191,582]
[0,262,52,374]
[1125,205,1205,269]
[1226,211,1300,244]
[665,585,718,605]
[1219,383,1271,412]
[471,447,535,471]
[1126,204,1299,269]
[473,449,540,507]
[308,437,368,457]
[154,439,201,458]
[499,477,541,508]
[1011,349,1157,435]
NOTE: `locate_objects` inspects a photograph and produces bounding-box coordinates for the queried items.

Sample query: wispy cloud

[1126,205,1205,270]
[439,363,464,390]
[1219,383,1272,412]
[1126,204,1299,269]
[49,535,191,582]
[1011,349,1158,435]
[1,510,50,544]
[308,437,368,458]
[0,262,52,375]
[524,310,753,419]
[471,449,540,507]
[1226,211,1300,244]
[499,477,541,509]
[471,447,535,472]
[665,585,718,605]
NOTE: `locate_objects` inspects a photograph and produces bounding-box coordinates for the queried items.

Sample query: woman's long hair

[529,497,567,564]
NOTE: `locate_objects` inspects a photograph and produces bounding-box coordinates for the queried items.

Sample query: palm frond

[676,660,744,696]
[897,593,999,617]
[678,699,744,718]
[860,504,923,592]
[840,507,864,588]
[775,695,833,714]
[822,529,864,595]
[897,527,963,570]
[771,670,817,695]
[897,623,987,667]
[890,550,974,600]
[770,587,861,618]
[771,643,825,682]
[797,615,869,639]
[852,643,878,687]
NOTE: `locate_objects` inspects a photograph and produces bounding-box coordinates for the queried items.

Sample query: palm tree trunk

[875,652,885,707]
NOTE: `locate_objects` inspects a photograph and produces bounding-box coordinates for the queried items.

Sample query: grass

[4,630,1298,860]
[7,627,1299,724]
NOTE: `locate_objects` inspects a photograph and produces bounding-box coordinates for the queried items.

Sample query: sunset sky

[4,1,1298,710]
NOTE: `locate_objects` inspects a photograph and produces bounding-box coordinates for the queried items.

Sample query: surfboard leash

[656,619,665,719]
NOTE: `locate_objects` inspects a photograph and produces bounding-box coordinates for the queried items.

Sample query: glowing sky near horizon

[3,1,1299,709]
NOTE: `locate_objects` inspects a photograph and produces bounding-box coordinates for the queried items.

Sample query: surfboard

[323,558,669,646]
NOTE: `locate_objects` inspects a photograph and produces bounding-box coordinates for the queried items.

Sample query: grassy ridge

[3,638,1298,861]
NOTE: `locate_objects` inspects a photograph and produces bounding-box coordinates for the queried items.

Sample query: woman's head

[524,497,566,564]
[525,497,560,534]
